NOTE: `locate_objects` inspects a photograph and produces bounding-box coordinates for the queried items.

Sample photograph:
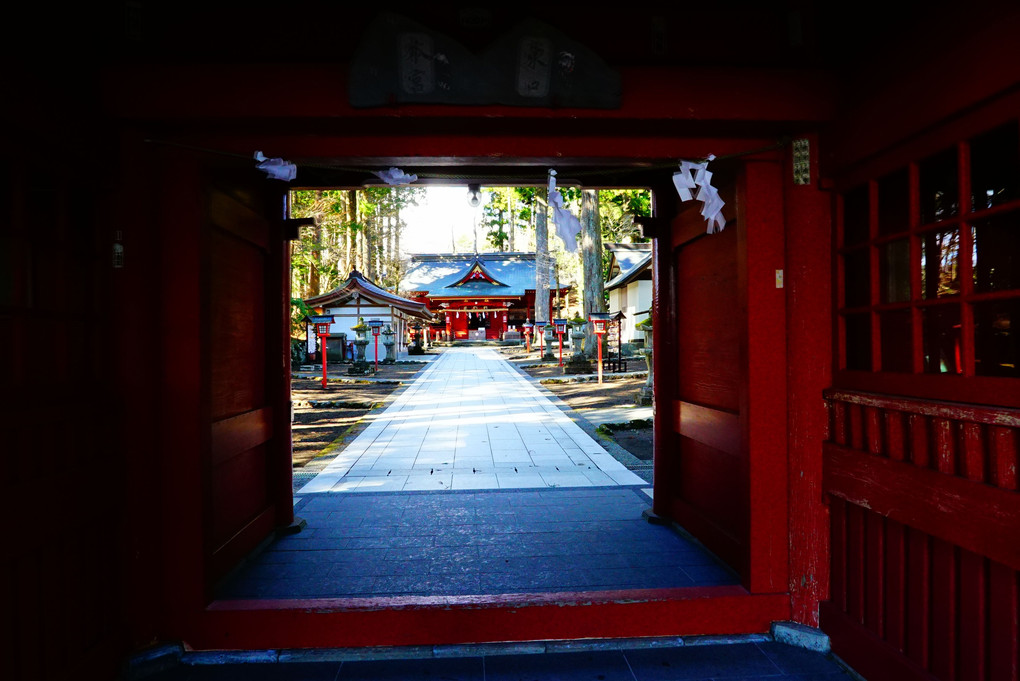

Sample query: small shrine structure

[303,270,433,359]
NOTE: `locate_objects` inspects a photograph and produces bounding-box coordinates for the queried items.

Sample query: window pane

[844,249,870,308]
[843,185,869,246]
[974,214,1020,292]
[975,299,1019,377]
[921,228,962,298]
[881,238,911,303]
[880,310,913,372]
[970,121,1020,210]
[919,147,959,224]
[878,168,909,235]
[845,313,872,371]
[922,305,962,374]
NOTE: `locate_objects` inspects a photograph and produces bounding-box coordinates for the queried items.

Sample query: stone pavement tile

[682,564,742,585]
[180,662,343,680]
[757,642,848,675]
[451,472,501,489]
[337,657,484,681]
[343,535,428,550]
[370,573,481,596]
[478,569,590,593]
[484,650,635,681]
[625,643,783,680]
[258,548,352,564]
[351,477,409,493]
[403,474,453,491]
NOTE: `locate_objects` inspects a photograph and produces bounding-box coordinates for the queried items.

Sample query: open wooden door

[204,170,294,584]
[156,149,294,612]
[652,158,790,593]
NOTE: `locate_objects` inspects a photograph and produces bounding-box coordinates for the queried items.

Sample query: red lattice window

[836,119,1020,407]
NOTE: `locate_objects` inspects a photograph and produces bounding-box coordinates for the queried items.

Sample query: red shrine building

[8,3,1020,681]
[400,253,570,340]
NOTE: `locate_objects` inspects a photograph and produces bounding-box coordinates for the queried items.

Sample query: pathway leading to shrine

[297,347,647,494]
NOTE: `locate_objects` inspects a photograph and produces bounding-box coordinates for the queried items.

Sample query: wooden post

[320,333,329,388]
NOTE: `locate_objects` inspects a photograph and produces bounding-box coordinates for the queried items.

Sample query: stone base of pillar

[635,386,654,406]
[347,360,375,376]
[563,354,593,375]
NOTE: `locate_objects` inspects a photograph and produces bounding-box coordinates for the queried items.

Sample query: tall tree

[344,190,357,276]
[580,189,605,356]
[535,198,550,324]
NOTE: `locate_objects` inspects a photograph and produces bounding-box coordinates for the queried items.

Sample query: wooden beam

[183,588,790,651]
[824,443,1020,570]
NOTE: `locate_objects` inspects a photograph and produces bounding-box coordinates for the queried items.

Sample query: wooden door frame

[131,119,832,649]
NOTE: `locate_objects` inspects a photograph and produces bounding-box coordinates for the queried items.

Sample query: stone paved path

[296,347,647,494]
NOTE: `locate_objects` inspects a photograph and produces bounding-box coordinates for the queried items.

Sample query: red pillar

[320,334,329,388]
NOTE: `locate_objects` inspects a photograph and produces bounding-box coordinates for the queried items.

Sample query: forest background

[288,185,651,343]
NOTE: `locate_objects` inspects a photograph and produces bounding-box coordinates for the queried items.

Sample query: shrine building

[400,252,571,340]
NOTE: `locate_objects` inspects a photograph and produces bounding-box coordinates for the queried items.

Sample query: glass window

[878,168,909,235]
[970,122,1020,210]
[973,215,1020,292]
[845,313,872,371]
[837,119,1019,392]
[974,300,1019,377]
[844,249,870,308]
[881,238,911,303]
[880,310,913,372]
[921,228,962,298]
[919,147,958,225]
[922,305,962,374]
[843,185,869,246]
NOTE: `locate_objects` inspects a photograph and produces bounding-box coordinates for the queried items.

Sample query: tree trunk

[345,190,357,276]
[508,193,515,252]
[393,210,402,292]
[580,189,605,356]
[535,200,550,324]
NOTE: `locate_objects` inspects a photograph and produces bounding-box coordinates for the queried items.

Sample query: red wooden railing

[822,389,1019,681]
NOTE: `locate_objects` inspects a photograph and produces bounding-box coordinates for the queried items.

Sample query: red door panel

[668,215,747,573]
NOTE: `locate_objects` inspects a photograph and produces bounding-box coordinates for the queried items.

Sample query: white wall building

[604,243,652,345]
[303,270,433,360]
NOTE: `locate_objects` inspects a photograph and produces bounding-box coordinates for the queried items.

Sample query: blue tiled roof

[605,243,652,278]
[400,253,557,299]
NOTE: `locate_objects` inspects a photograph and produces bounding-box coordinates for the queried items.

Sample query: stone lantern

[563,317,593,375]
[381,324,396,364]
[348,317,373,376]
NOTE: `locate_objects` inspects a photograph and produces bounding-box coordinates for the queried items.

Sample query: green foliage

[290,297,313,338]
[289,186,424,298]
[485,226,509,251]
[290,337,308,366]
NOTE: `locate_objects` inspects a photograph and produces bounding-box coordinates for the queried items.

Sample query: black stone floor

[216,487,738,599]
[143,641,855,680]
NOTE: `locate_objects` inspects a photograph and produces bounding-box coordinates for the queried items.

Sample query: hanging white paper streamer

[547,170,580,252]
[372,167,418,185]
[254,151,297,182]
[673,155,726,233]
